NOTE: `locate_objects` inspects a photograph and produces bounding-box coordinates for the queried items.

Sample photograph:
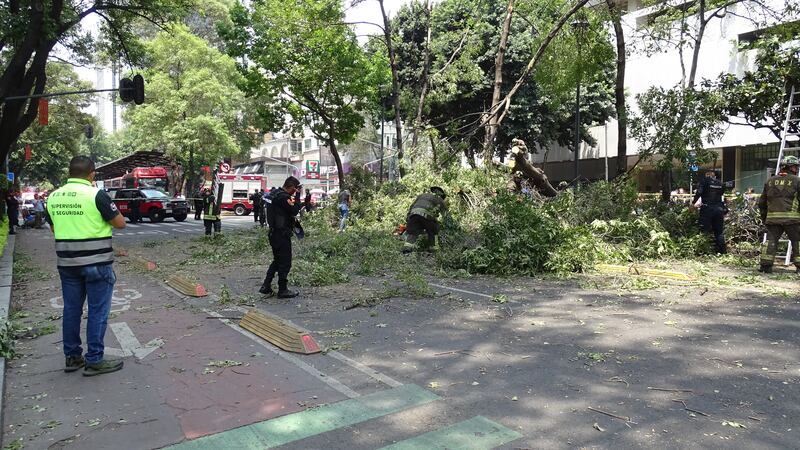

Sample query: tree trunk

[411,0,433,150]
[378,0,405,163]
[481,0,592,133]
[509,141,558,197]
[484,0,515,158]
[607,0,628,178]
[326,124,346,190]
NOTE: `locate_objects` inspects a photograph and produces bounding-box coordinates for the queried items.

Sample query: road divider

[166,274,208,297]
[239,309,321,354]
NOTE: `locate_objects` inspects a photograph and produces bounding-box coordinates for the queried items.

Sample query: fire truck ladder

[762,86,798,266]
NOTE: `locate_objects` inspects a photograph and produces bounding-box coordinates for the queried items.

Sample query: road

[4,225,800,449]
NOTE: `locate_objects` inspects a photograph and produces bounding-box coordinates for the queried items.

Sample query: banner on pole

[24,144,32,161]
[38,99,48,125]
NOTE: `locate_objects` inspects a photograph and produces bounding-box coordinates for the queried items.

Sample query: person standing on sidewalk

[758,155,800,274]
[260,177,303,298]
[46,156,126,376]
[691,170,728,254]
[33,193,45,228]
[6,191,19,235]
[202,187,222,236]
[251,189,262,224]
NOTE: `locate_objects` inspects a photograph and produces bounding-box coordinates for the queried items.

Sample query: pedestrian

[129,192,141,223]
[45,155,126,376]
[33,193,45,228]
[403,186,448,254]
[251,189,262,224]
[304,191,314,214]
[6,191,19,235]
[338,189,351,232]
[259,177,303,298]
[202,187,221,236]
[691,170,727,254]
[194,189,203,220]
[758,155,800,274]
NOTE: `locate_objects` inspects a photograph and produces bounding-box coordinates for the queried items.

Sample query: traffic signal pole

[2,87,120,102]
[1,74,143,104]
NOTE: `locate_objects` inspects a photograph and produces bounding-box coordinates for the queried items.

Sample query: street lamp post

[571,19,589,183]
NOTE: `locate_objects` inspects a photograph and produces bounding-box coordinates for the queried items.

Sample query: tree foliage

[0,0,190,173]
[123,25,251,189]
[7,63,96,187]
[221,0,387,187]
[390,0,614,160]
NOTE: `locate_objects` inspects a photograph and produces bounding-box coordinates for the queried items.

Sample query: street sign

[689,164,698,172]
[219,162,231,173]
[6,172,13,182]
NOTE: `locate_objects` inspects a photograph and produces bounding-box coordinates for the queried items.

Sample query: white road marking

[327,351,403,388]
[429,283,494,299]
[204,308,361,398]
[105,322,164,359]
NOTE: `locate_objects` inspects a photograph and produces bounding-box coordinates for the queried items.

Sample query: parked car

[112,188,188,222]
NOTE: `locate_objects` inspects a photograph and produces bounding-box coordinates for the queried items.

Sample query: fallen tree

[507,139,558,197]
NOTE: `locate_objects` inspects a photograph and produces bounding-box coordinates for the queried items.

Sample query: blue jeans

[339,204,350,231]
[58,264,116,364]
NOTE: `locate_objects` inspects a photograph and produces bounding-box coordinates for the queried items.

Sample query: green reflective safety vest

[203,195,218,221]
[48,178,114,267]
[758,173,800,224]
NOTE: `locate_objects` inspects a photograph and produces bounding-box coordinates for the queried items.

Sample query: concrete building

[541,0,798,192]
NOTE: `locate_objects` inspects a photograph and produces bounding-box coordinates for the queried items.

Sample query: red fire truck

[205,174,267,216]
[103,167,169,192]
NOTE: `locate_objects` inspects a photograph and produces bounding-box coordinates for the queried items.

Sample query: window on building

[304,138,313,150]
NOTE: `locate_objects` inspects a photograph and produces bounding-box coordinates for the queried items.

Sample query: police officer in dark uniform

[250,189,262,224]
[129,192,141,223]
[194,188,203,220]
[259,177,303,298]
[692,170,727,254]
[758,155,800,274]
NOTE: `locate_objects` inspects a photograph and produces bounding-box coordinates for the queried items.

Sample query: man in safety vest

[402,187,448,254]
[202,187,221,236]
[758,155,800,274]
[46,156,127,376]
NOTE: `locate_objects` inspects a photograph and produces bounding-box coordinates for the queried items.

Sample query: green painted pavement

[167,384,438,449]
[379,416,522,450]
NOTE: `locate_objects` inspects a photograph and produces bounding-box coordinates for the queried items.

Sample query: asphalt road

[6,225,800,449]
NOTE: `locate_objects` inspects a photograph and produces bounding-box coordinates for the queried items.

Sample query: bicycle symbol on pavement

[49,288,141,313]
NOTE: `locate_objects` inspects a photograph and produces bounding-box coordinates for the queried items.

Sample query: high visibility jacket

[203,195,219,220]
[407,193,447,221]
[759,173,800,224]
[47,178,114,267]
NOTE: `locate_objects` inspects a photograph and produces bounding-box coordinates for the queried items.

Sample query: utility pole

[571,19,589,183]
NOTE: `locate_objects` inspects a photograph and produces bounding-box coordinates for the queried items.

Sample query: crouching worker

[403,186,448,254]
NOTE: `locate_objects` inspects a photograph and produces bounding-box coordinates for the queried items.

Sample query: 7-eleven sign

[306,160,319,179]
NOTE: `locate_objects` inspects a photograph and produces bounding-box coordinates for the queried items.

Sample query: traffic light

[119,74,145,105]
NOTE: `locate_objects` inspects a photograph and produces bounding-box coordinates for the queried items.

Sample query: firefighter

[691,170,727,254]
[202,187,221,236]
[402,187,448,254]
[758,155,800,274]
[259,177,303,298]
[250,189,262,224]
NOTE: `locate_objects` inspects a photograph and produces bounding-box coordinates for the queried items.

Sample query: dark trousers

[699,206,726,254]
[204,219,221,235]
[129,202,140,223]
[260,205,267,226]
[194,200,203,220]
[253,204,261,222]
[760,223,800,267]
[263,230,292,291]
[404,214,440,250]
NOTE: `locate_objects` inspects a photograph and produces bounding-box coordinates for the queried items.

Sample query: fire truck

[103,167,169,192]
[208,174,266,216]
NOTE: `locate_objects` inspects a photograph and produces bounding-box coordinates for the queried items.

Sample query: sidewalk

[2,231,347,449]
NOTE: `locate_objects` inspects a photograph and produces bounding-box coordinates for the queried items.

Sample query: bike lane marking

[379,416,522,450]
